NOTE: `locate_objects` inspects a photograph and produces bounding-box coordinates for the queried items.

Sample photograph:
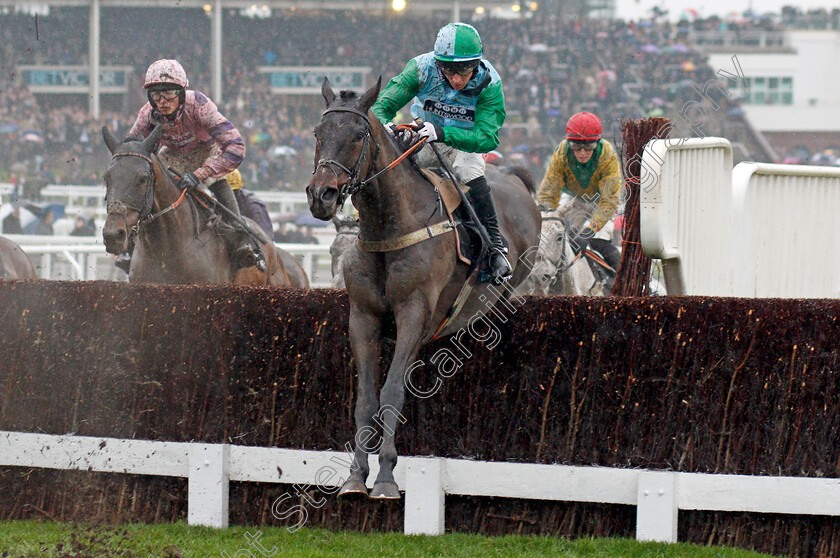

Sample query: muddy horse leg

[339,305,382,499]
[370,295,429,499]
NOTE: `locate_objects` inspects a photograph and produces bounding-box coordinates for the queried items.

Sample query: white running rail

[3,431,840,542]
[6,235,333,287]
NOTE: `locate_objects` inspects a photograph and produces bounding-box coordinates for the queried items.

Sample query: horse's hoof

[369,482,401,500]
[338,479,369,501]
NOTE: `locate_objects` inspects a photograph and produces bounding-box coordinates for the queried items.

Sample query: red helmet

[482,150,503,164]
[566,112,602,141]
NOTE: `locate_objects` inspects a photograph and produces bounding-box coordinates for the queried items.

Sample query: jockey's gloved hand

[537,203,551,212]
[417,122,445,143]
[569,226,595,256]
[385,122,398,138]
[177,172,200,191]
[395,127,417,151]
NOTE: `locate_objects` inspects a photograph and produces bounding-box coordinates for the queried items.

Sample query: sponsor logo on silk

[423,99,475,122]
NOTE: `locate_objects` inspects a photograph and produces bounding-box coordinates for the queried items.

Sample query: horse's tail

[492,160,536,195]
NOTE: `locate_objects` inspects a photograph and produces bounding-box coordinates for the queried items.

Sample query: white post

[404,457,445,535]
[212,0,223,103]
[636,471,678,543]
[303,252,314,281]
[188,443,229,528]
[88,0,100,120]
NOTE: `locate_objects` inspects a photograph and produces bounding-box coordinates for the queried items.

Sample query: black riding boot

[466,176,512,284]
[209,179,258,270]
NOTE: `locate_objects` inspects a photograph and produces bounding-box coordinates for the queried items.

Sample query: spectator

[2,205,24,234]
[33,209,55,236]
[69,215,96,236]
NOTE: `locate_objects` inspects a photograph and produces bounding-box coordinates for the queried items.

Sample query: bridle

[313,105,426,209]
[314,106,378,209]
[542,215,614,293]
[106,150,188,239]
[540,215,585,284]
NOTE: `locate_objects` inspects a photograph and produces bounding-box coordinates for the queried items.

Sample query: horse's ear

[141,124,163,153]
[359,76,382,114]
[322,77,336,107]
[102,126,119,154]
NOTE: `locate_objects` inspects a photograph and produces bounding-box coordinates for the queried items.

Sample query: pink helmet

[144,59,189,89]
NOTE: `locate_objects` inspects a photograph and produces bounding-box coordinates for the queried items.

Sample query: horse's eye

[354,130,366,142]
[556,235,564,243]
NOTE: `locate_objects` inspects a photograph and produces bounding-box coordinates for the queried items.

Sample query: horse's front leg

[339,303,382,499]
[370,293,429,499]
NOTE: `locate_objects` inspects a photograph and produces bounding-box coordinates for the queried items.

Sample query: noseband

[314,106,380,209]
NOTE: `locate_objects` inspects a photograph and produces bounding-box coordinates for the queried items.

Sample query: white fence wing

[640,138,733,296]
[732,163,840,298]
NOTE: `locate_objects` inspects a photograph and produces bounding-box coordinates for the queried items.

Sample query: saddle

[417,168,480,268]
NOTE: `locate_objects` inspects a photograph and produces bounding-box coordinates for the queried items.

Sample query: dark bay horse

[0,235,37,280]
[307,78,541,499]
[101,126,308,288]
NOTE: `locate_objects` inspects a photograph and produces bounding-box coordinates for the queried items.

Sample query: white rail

[640,137,734,296]
[37,186,313,221]
[6,235,333,287]
[2,431,840,542]
[732,163,840,298]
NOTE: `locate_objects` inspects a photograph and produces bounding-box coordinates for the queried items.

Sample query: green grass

[0,520,779,558]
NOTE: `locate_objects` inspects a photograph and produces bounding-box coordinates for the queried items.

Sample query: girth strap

[356,220,459,253]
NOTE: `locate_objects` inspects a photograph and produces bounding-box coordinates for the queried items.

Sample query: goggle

[569,140,598,152]
[438,60,479,77]
[149,90,180,102]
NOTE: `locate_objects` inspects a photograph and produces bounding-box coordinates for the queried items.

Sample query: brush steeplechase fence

[2,261,840,555]
[5,430,840,543]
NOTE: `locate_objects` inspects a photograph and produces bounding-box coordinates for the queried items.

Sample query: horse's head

[307,77,382,220]
[100,125,163,255]
[523,212,570,296]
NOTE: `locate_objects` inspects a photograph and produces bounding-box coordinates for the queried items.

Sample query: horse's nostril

[322,189,338,204]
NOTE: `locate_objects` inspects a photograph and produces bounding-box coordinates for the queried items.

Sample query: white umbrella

[0,202,38,230]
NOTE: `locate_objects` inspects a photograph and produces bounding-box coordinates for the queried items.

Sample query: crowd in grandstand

[0,6,837,196]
